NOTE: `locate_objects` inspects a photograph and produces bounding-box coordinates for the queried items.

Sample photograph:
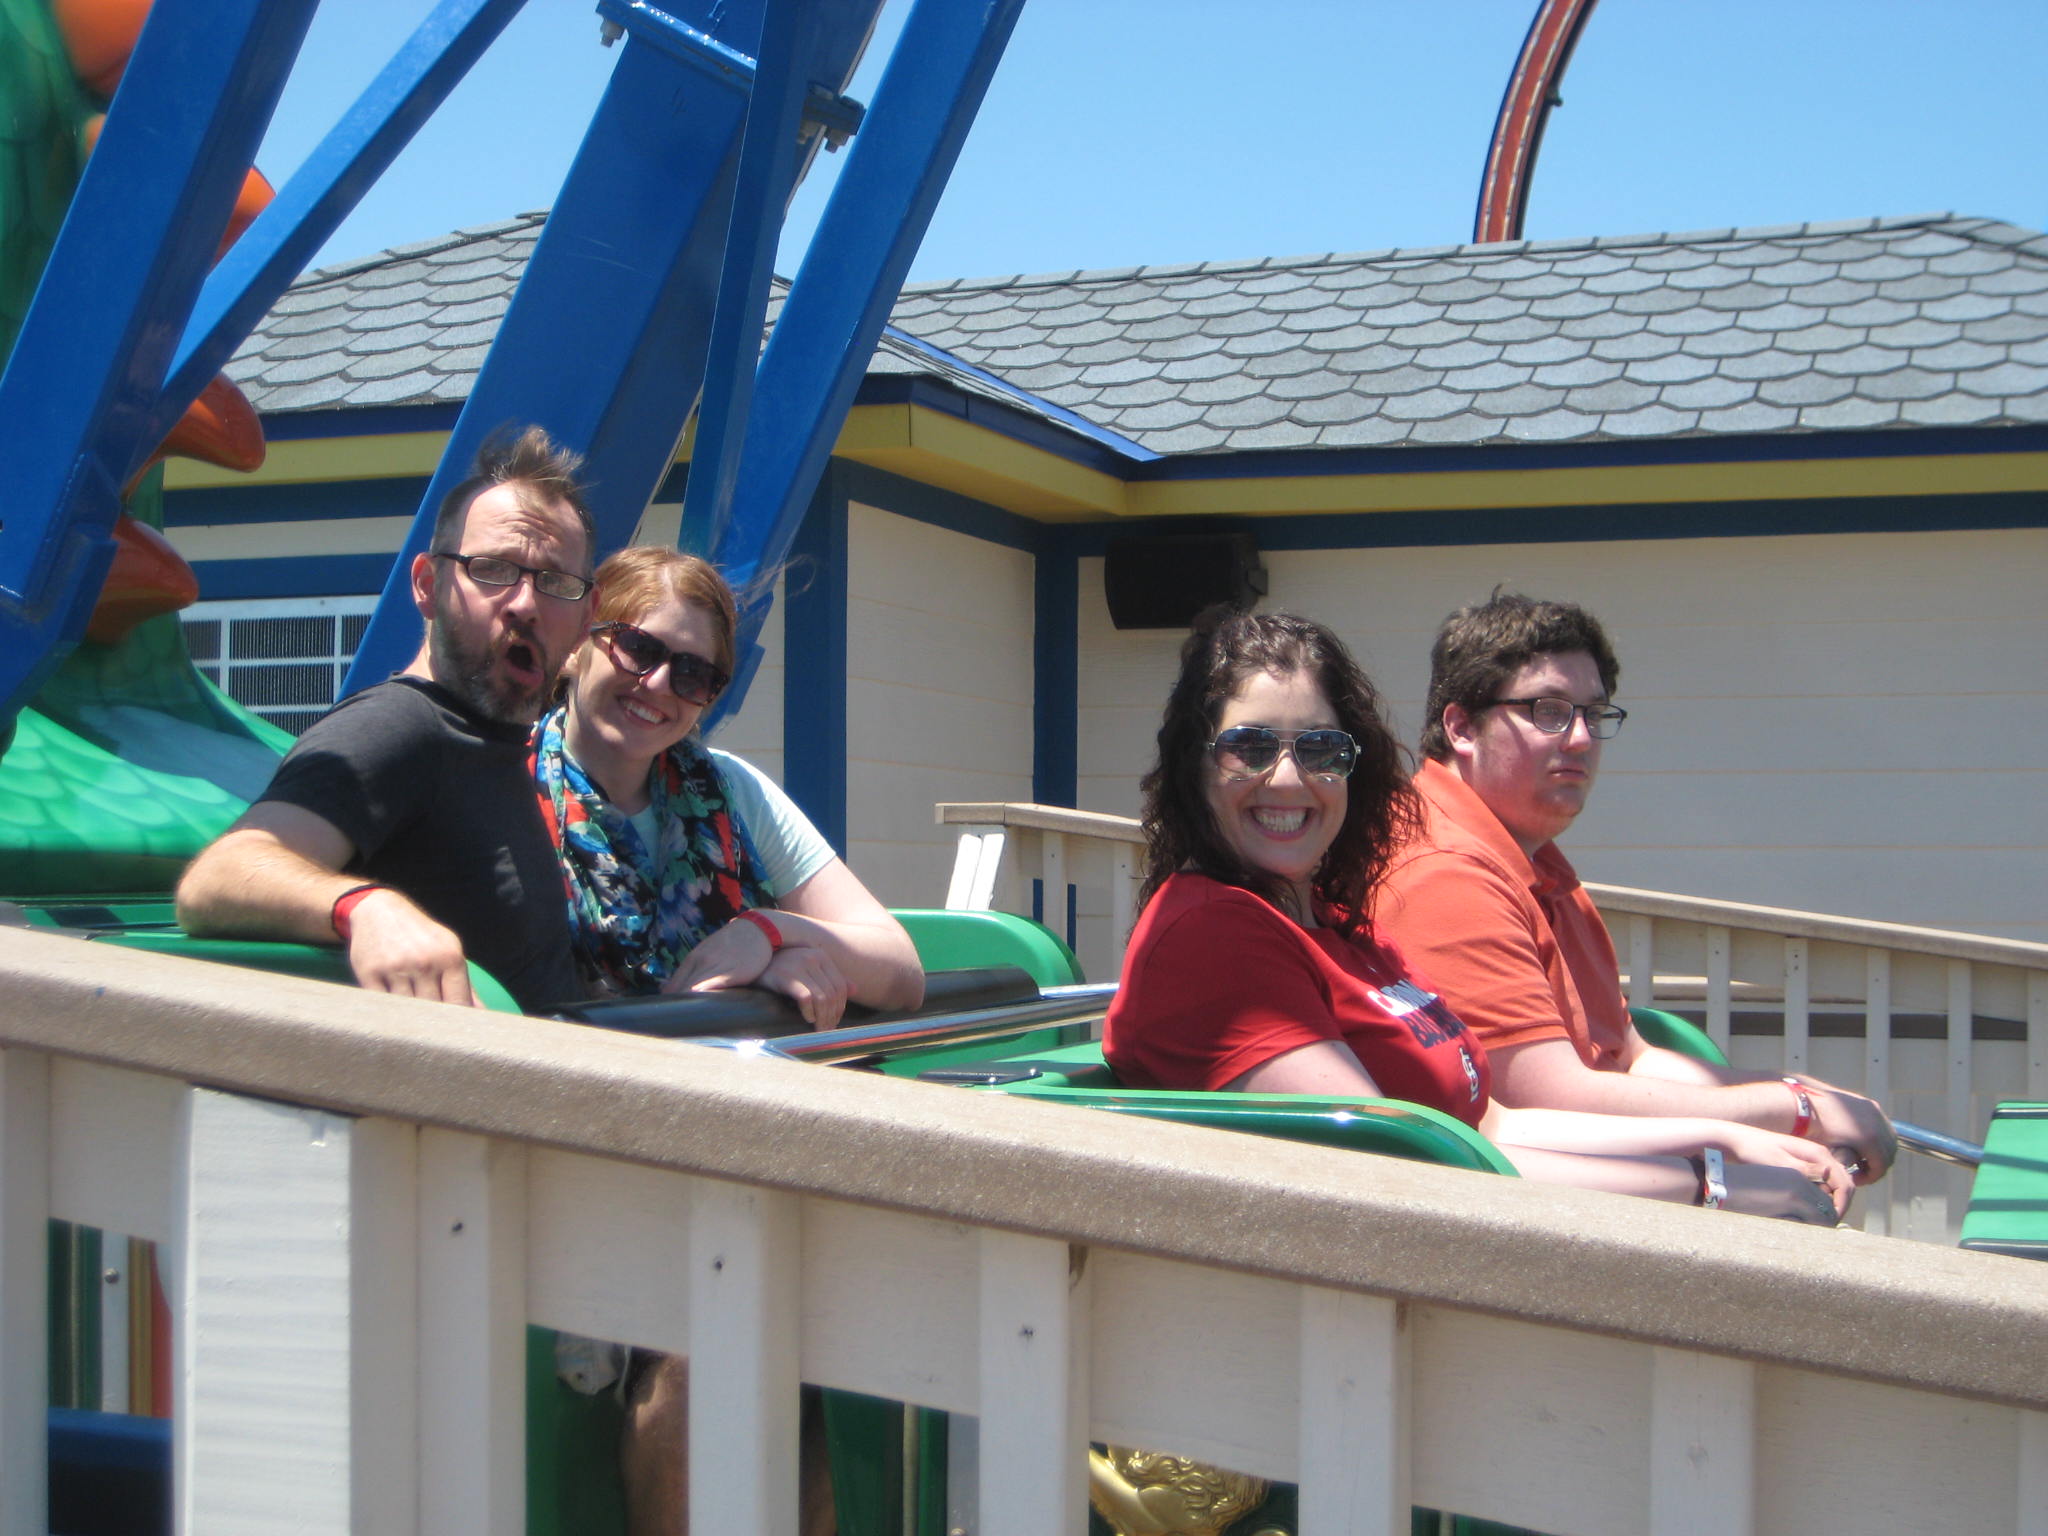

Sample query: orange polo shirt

[1373,759,1633,1068]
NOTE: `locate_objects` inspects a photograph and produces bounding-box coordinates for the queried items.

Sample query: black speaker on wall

[1103,532,1268,630]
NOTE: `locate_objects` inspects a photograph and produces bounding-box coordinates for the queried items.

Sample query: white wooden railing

[937,802,2048,1244]
[4,927,2048,1535]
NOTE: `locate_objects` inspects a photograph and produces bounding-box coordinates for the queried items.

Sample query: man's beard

[429,605,550,725]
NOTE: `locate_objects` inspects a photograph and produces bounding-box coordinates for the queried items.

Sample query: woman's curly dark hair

[1137,609,1415,935]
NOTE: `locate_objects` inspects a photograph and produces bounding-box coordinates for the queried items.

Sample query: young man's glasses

[1208,727,1359,781]
[592,621,730,706]
[1493,697,1628,739]
[434,551,593,601]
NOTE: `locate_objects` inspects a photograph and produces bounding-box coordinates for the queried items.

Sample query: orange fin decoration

[128,374,267,492]
[218,164,275,260]
[52,0,152,102]
[88,513,200,644]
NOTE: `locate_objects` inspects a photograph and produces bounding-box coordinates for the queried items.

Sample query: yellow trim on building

[163,408,2048,522]
[165,431,450,489]
[835,404,1128,517]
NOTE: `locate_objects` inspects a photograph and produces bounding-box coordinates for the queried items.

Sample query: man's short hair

[1419,588,1620,761]
[430,426,597,571]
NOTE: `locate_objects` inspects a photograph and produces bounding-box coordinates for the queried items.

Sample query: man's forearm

[176,829,354,945]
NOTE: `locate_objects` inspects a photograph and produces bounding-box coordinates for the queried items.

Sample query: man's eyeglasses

[1493,697,1628,739]
[1208,726,1359,781]
[592,621,730,706]
[434,551,593,602]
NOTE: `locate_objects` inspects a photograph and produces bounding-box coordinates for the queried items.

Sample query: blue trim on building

[833,459,1044,552]
[165,476,430,526]
[1032,539,1078,808]
[192,553,395,599]
[1125,422,2048,485]
[1050,490,2048,557]
[257,403,460,440]
[783,465,849,855]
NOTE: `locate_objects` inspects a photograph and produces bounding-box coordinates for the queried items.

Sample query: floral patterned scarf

[531,705,773,997]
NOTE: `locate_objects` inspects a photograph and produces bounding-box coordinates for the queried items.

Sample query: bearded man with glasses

[1373,589,1897,1187]
[177,427,599,1012]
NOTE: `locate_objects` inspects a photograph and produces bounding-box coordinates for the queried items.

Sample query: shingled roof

[230,212,2048,459]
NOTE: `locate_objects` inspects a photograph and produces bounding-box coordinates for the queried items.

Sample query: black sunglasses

[592,621,730,706]
[1208,726,1358,781]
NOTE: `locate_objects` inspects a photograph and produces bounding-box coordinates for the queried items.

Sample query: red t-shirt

[1103,872,1490,1126]
[1374,759,1632,1068]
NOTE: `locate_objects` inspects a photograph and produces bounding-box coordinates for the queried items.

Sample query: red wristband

[737,908,783,952]
[331,884,386,944]
[1781,1077,1815,1138]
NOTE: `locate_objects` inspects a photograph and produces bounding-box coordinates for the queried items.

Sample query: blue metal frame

[343,0,907,693]
[155,0,532,449]
[698,0,1028,724]
[0,0,319,724]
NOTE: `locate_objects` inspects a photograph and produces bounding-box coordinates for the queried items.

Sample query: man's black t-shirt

[259,676,577,1012]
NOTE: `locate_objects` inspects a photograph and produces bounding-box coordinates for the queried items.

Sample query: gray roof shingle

[231,212,2048,458]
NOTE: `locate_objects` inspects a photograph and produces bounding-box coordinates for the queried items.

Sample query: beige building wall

[843,502,1035,905]
[1076,527,2048,944]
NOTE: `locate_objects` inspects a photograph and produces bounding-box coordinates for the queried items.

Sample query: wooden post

[0,1047,50,1536]
[1298,1288,1407,1536]
[979,1231,1086,1536]
[172,1089,361,1534]
[1648,1347,1754,1535]
[417,1129,527,1536]
[688,1179,803,1534]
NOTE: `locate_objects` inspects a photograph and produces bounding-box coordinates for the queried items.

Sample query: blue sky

[260,0,2048,284]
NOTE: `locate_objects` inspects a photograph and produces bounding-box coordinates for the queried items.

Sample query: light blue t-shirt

[624,747,834,899]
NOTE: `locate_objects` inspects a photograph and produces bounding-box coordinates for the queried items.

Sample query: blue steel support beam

[344,0,889,694]
[679,0,831,555]
[153,0,531,454]
[699,0,1026,725]
[0,0,317,728]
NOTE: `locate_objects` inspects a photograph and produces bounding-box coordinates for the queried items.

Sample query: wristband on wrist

[1698,1147,1727,1209]
[1781,1077,1815,1138]
[330,883,387,944]
[736,908,784,952]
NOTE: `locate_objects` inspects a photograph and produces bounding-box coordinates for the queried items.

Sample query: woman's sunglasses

[1208,726,1358,781]
[592,621,730,706]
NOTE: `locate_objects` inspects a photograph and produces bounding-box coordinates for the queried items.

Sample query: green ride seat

[890,907,1085,987]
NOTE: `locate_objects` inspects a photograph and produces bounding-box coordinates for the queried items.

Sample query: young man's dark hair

[1418,587,1620,761]
[430,424,597,564]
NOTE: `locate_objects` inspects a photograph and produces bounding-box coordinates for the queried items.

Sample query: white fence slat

[2021,1409,2048,1536]
[50,1059,178,1243]
[1089,1252,1299,1478]
[1863,950,1893,1238]
[979,1231,1086,1536]
[1946,960,1976,1243]
[1629,915,1655,1010]
[173,1089,357,1536]
[1783,938,1810,1076]
[946,828,1005,911]
[2030,973,2047,1103]
[1648,1347,1754,1535]
[802,1201,979,1413]
[1043,831,1068,947]
[417,1129,527,1536]
[688,1179,803,1535]
[100,1234,131,1413]
[1110,845,1137,973]
[351,1118,419,1536]
[1298,1288,1407,1536]
[527,1148,691,1353]
[1704,925,1732,1056]
[0,1047,50,1536]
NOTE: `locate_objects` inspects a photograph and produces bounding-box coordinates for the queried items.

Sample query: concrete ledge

[6,927,2046,1411]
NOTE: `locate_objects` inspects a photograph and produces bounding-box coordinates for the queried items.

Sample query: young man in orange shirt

[1374,590,1895,1184]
